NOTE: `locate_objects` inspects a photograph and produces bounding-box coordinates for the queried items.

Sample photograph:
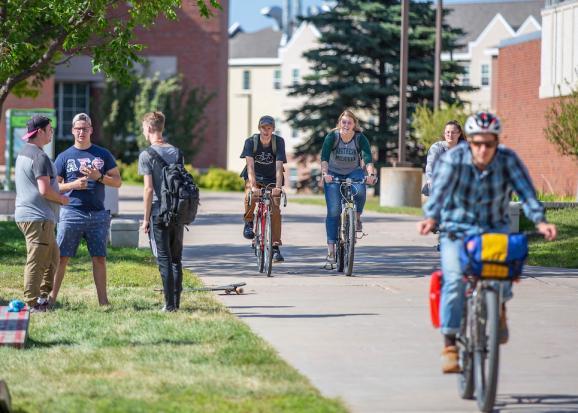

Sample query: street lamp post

[398,0,409,165]
[433,0,443,111]
[379,0,423,208]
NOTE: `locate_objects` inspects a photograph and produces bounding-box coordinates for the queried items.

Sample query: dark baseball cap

[22,115,51,141]
[258,115,275,128]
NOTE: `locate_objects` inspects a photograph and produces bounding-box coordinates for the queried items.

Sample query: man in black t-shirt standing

[240,115,287,262]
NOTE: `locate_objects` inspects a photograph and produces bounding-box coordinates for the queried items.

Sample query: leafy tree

[100,74,213,162]
[0,0,221,116]
[544,86,578,160]
[412,103,468,150]
[287,0,472,164]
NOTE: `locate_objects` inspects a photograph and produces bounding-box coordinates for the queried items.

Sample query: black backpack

[146,147,200,226]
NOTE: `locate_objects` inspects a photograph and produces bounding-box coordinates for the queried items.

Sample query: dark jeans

[150,217,185,310]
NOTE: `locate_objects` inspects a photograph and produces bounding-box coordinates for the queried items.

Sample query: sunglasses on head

[470,140,498,148]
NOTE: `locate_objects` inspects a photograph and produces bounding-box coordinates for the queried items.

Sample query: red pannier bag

[429,270,442,328]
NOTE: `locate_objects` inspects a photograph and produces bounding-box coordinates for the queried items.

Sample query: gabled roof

[445,0,544,52]
[229,27,283,59]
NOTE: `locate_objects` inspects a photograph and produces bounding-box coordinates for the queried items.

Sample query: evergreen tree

[287,0,472,163]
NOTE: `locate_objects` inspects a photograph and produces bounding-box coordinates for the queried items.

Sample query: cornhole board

[0,306,30,349]
[0,379,11,413]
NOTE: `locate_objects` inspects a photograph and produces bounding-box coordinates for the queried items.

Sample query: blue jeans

[440,226,513,336]
[324,168,366,243]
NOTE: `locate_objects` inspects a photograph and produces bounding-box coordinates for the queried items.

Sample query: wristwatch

[97,173,104,183]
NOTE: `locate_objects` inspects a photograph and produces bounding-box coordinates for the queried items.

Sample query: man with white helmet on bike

[417,111,557,373]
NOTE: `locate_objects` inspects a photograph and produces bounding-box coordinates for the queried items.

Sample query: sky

[228,0,503,32]
[229,0,327,32]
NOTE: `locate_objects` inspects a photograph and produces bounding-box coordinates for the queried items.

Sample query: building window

[291,68,300,86]
[242,70,251,90]
[273,69,282,90]
[274,117,282,135]
[481,64,490,86]
[54,82,90,142]
[461,64,470,86]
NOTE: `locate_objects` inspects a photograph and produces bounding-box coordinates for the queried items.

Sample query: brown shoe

[499,306,509,344]
[441,345,461,374]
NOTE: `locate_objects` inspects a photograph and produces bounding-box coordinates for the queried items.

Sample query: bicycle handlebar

[247,186,287,207]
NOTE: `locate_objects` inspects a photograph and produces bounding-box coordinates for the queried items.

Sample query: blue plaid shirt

[423,143,545,235]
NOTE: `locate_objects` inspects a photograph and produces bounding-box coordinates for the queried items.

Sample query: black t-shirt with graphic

[240,135,287,184]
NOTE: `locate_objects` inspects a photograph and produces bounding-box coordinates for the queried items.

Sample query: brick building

[1,1,228,168]
[494,32,577,196]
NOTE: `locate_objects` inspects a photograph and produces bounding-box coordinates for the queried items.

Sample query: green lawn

[520,208,578,268]
[292,195,423,216]
[0,222,347,413]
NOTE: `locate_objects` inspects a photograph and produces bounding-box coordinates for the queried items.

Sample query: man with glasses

[417,111,557,373]
[51,113,122,306]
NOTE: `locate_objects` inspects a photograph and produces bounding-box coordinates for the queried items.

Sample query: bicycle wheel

[336,215,345,272]
[474,286,500,412]
[344,208,356,276]
[255,211,264,273]
[263,210,273,277]
[457,293,474,399]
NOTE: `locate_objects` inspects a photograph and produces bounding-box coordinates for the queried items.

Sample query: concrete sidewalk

[119,186,578,413]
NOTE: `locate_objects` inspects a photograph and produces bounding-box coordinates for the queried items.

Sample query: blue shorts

[57,208,111,257]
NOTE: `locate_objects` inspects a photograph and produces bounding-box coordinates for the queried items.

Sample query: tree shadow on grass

[25,338,76,348]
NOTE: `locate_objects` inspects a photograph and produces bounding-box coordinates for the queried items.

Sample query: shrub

[117,160,143,184]
[412,104,468,150]
[116,161,243,192]
[201,168,244,191]
[544,86,578,160]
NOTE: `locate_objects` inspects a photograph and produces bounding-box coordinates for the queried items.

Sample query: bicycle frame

[458,274,508,412]
[330,177,366,275]
[249,184,286,277]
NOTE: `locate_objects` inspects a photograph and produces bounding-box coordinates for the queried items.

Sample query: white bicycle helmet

[464,112,502,136]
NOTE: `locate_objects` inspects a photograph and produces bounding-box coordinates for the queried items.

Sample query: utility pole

[433,0,443,111]
[398,0,409,165]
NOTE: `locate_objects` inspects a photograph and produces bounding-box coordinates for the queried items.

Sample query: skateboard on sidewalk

[154,282,246,295]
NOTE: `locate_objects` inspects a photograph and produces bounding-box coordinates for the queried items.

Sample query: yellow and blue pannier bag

[460,233,529,279]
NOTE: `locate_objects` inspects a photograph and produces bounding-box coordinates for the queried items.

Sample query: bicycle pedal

[356,232,367,240]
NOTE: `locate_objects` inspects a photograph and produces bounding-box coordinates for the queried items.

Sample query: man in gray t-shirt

[137,111,185,312]
[14,115,69,312]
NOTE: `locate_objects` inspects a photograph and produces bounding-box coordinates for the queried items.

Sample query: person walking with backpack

[320,110,377,268]
[241,115,287,262]
[138,111,193,312]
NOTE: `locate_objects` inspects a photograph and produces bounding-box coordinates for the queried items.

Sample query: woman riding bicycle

[422,120,465,197]
[320,110,377,268]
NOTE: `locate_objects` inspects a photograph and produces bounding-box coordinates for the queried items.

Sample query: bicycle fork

[340,202,355,241]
